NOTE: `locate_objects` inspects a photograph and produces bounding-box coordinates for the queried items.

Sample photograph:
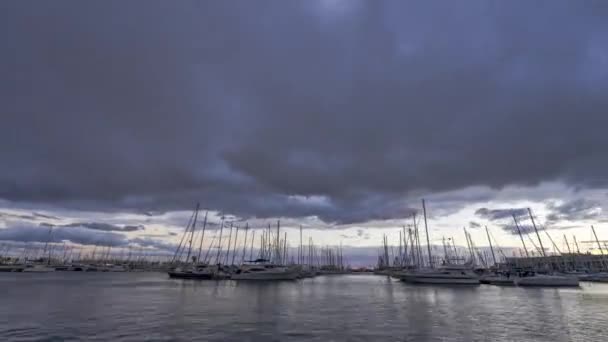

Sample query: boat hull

[516,276,579,287]
[400,273,480,285]
[23,266,55,273]
[480,276,516,286]
[168,271,215,280]
[231,271,298,280]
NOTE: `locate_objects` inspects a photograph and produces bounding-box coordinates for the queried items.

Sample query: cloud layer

[2,1,608,225]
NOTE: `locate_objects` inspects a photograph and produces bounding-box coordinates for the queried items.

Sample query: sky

[2,1,608,265]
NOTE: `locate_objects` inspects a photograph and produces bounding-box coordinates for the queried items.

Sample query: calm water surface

[1,273,607,341]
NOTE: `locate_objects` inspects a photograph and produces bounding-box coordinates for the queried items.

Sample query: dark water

[1,273,607,341]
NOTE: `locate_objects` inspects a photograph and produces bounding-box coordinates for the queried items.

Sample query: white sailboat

[399,264,480,285]
[231,259,298,280]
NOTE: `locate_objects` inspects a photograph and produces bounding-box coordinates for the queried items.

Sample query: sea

[0,273,606,341]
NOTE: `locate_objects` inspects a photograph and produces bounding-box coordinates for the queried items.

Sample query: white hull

[516,275,579,287]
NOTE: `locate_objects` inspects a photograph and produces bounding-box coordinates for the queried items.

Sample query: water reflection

[0,273,606,341]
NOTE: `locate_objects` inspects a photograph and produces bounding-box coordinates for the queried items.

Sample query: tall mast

[402,226,408,265]
[185,203,200,263]
[399,231,403,266]
[171,208,196,263]
[196,211,208,264]
[202,235,216,264]
[249,229,255,260]
[413,214,422,268]
[442,237,449,264]
[240,223,249,264]
[224,222,233,264]
[591,225,604,255]
[282,232,287,265]
[42,224,53,263]
[485,226,497,266]
[512,213,530,258]
[451,237,459,260]
[299,225,303,265]
[422,199,433,268]
[260,231,265,259]
[563,235,572,254]
[573,235,581,253]
[215,216,225,264]
[464,228,474,263]
[527,208,546,257]
[276,220,281,264]
[231,225,240,265]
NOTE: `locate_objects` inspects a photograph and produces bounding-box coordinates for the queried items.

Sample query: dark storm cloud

[0,211,61,221]
[2,1,608,223]
[475,208,528,221]
[545,199,603,223]
[0,225,128,246]
[40,222,145,232]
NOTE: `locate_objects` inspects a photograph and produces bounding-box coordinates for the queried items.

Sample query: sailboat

[232,221,298,280]
[168,204,221,280]
[399,200,480,285]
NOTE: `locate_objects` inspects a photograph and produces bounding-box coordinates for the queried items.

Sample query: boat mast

[202,235,216,264]
[528,208,546,257]
[422,199,433,268]
[485,226,497,266]
[215,216,225,264]
[413,214,422,268]
[573,235,581,253]
[402,226,408,266]
[399,231,403,266]
[299,225,303,266]
[196,211,208,264]
[591,225,606,271]
[276,220,281,264]
[224,222,233,265]
[591,225,604,255]
[240,223,249,264]
[442,237,449,264]
[42,224,53,264]
[249,229,255,261]
[464,228,474,264]
[231,225,240,265]
[185,203,200,263]
[512,213,530,258]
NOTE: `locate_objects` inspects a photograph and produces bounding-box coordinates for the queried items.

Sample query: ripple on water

[0,273,607,341]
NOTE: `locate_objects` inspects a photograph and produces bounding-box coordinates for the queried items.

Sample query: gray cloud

[2,1,608,224]
[41,222,145,232]
[475,208,528,221]
[0,211,61,221]
[0,225,128,247]
[546,199,603,223]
